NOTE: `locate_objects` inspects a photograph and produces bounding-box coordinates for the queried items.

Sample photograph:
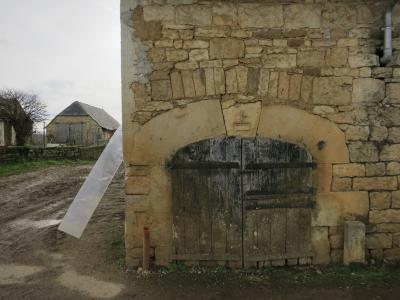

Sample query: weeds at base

[132,262,400,287]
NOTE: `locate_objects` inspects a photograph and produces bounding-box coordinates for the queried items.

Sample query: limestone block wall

[121,0,400,266]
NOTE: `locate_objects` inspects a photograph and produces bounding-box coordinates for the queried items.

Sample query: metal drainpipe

[380,1,398,65]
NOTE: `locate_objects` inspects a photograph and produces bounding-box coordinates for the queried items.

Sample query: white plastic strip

[58,126,123,238]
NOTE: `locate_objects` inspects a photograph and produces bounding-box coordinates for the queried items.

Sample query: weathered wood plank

[270,208,287,256]
[286,208,302,256]
[226,138,243,264]
[209,138,227,257]
[198,171,212,254]
[242,140,260,264]
[171,254,241,261]
[226,168,242,263]
[170,161,240,169]
[172,170,185,255]
[246,253,313,262]
[193,141,212,256]
[182,169,200,254]
[245,162,316,169]
[244,200,315,210]
[257,208,272,256]
[210,171,227,255]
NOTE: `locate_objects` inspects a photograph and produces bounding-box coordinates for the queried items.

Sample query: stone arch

[128,100,226,165]
[125,101,355,266]
[257,105,349,194]
[128,101,348,194]
[257,105,349,165]
[128,101,348,165]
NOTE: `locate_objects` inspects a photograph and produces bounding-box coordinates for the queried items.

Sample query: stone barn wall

[47,116,106,145]
[121,0,400,266]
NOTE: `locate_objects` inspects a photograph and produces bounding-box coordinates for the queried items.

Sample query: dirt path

[0,165,400,299]
[0,164,127,299]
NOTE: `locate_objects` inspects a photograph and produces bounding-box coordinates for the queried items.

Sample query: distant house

[0,98,17,147]
[46,101,119,145]
[0,115,16,147]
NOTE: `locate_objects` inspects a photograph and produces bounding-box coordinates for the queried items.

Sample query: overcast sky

[0,0,121,124]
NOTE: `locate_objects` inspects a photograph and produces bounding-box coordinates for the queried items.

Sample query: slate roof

[55,101,119,130]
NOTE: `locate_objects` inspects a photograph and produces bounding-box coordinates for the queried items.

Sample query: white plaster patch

[56,270,124,299]
[0,264,43,285]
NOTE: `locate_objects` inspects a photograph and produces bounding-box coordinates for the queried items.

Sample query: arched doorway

[125,102,352,267]
[169,136,315,267]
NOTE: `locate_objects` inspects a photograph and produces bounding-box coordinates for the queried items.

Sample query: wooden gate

[55,123,85,145]
[169,137,315,267]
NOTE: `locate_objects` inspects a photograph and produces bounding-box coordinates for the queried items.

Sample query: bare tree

[0,89,48,146]
[0,89,48,122]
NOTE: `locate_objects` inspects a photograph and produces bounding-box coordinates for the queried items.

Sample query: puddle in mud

[57,269,125,298]
[0,264,43,285]
[10,219,61,229]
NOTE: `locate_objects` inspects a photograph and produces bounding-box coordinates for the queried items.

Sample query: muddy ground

[0,164,400,299]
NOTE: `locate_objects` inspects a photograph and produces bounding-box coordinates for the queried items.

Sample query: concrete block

[343,221,366,265]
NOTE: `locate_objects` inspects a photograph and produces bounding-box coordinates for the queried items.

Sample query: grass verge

[146,264,400,288]
[0,159,95,177]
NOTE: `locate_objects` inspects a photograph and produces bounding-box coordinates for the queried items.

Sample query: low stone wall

[0,145,105,164]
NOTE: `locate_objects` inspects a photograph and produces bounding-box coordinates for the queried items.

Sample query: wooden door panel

[171,170,185,255]
[171,137,314,266]
[257,209,273,255]
[56,124,69,143]
[269,208,287,256]
[198,172,212,254]
[209,170,228,255]
[182,169,200,255]
[69,123,83,145]
[170,137,242,263]
[242,138,314,266]
[224,168,242,263]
